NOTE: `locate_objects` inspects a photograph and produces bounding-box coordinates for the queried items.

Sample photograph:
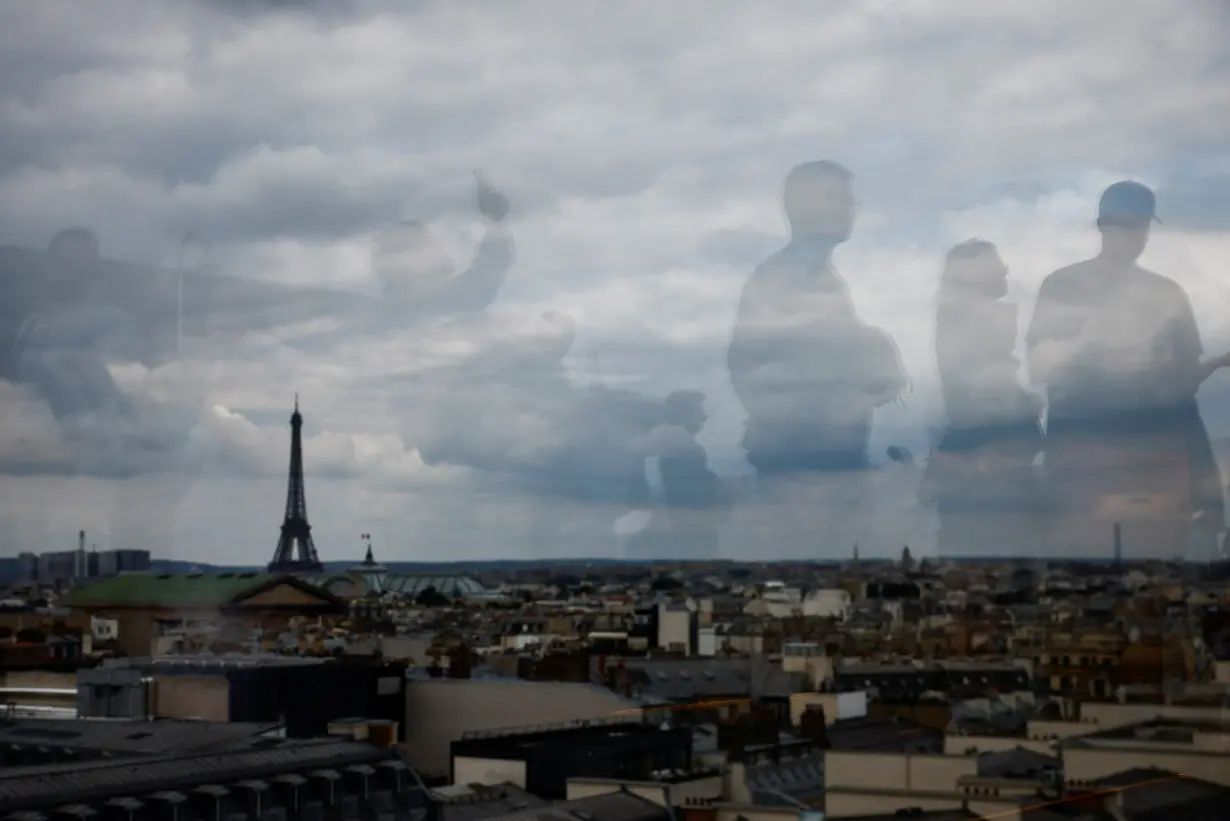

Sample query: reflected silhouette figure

[729,161,906,476]
[372,173,514,322]
[726,160,906,558]
[13,229,139,437]
[414,309,665,557]
[624,390,730,560]
[7,228,205,554]
[922,240,1043,558]
[1026,181,1229,560]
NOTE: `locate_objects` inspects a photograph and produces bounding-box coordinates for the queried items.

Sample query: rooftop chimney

[78,530,86,552]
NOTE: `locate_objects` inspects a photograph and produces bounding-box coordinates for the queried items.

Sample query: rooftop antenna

[1112,522,1122,572]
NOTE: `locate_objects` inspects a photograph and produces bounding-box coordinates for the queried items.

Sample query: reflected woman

[922,240,1044,559]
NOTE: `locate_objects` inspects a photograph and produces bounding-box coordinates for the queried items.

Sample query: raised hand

[475,170,510,222]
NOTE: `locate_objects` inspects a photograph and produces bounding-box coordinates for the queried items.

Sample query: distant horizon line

[143,555,1228,571]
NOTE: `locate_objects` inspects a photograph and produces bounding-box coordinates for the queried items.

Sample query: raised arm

[1153,293,1228,400]
[429,173,516,316]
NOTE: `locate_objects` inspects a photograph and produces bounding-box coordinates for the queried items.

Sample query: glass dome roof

[385,574,486,598]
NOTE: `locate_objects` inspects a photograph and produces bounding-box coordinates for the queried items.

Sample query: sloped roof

[745,749,826,806]
[436,783,549,821]
[826,716,943,753]
[385,574,487,598]
[0,738,397,810]
[60,573,340,609]
[0,718,285,757]
[478,790,668,821]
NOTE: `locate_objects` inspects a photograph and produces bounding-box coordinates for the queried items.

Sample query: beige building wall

[452,756,527,788]
[713,807,796,821]
[1214,661,1230,684]
[943,734,1055,756]
[108,612,157,657]
[1077,702,1226,729]
[1063,746,1230,787]
[379,634,435,663]
[724,761,752,804]
[1194,730,1230,753]
[789,692,834,725]
[403,679,643,778]
[724,634,764,655]
[0,669,77,690]
[1027,719,1100,740]
[823,751,977,793]
[0,669,78,711]
[566,778,720,807]
[966,801,1022,821]
[151,674,230,722]
[784,678,848,723]
[822,788,1023,820]
[822,791,966,818]
[658,609,691,653]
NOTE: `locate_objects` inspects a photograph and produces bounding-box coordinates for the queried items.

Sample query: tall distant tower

[268,396,324,574]
[1112,521,1123,573]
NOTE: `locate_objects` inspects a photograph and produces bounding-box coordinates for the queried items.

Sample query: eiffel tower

[268,395,324,574]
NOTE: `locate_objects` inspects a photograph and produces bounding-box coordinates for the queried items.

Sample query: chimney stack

[75,530,87,581]
[1112,522,1122,571]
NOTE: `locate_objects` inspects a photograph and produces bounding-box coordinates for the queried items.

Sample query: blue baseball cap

[1097,181,1161,224]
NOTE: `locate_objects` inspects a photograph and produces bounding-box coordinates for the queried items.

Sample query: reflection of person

[726,160,906,559]
[923,240,1043,558]
[11,228,203,555]
[1026,181,1230,560]
[13,229,140,431]
[373,172,514,319]
[415,309,665,558]
[728,160,907,477]
[624,391,731,560]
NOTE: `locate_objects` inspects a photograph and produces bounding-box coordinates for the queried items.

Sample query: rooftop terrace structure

[450,718,692,801]
[0,732,430,818]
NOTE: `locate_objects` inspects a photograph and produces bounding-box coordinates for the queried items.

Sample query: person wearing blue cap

[1025,181,1230,562]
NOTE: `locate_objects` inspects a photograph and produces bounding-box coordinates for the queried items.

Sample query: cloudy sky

[2,0,1229,565]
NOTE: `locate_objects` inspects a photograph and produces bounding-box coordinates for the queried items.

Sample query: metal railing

[460,713,647,740]
[3,702,79,720]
